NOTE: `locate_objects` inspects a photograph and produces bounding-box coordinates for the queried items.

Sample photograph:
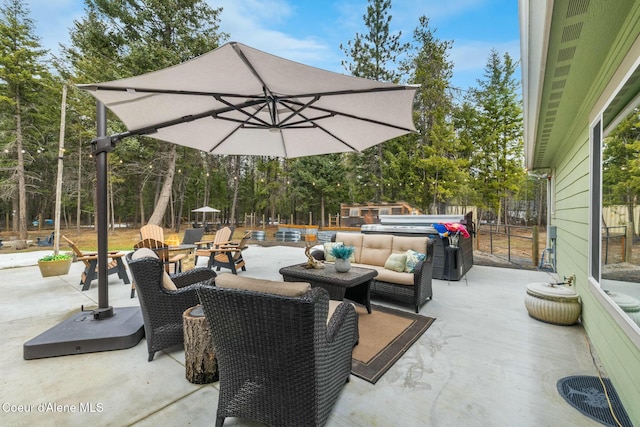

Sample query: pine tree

[466,49,525,224]
[400,16,469,213]
[340,0,409,201]
[60,0,227,228]
[0,0,52,239]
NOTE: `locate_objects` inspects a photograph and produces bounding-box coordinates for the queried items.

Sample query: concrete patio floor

[0,245,606,426]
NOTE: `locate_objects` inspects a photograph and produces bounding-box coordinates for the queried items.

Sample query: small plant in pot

[38,253,73,278]
[330,245,355,273]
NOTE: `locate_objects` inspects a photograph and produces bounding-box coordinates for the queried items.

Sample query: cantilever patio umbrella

[78,41,418,158]
[24,42,418,359]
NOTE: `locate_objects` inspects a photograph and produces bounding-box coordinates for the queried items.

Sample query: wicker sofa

[317,232,434,313]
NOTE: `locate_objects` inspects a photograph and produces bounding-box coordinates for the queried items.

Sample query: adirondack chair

[134,237,186,274]
[181,228,205,249]
[61,235,130,291]
[194,226,234,269]
[139,224,186,273]
[211,230,252,274]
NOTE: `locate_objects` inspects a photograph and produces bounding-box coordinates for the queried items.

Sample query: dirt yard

[3,225,636,277]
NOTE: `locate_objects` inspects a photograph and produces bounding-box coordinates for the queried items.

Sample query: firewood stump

[182,305,218,384]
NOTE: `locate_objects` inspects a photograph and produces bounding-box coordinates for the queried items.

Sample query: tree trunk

[174,176,186,232]
[183,306,218,384]
[148,145,177,226]
[54,85,67,254]
[139,185,146,226]
[320,193,325,228]
[77,139,82,231]
[229,155,240,225]
[15,94,28,240]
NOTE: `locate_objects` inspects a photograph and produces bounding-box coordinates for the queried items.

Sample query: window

[590,63,640,336]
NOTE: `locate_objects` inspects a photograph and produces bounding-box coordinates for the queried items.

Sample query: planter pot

[38,258,73,277]
[334,258,351,273]
[524,282,581,325]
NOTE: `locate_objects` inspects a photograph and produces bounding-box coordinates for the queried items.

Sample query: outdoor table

[279,263,377,314]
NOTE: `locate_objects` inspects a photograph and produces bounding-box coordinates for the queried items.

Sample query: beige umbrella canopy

[79,41,418,158]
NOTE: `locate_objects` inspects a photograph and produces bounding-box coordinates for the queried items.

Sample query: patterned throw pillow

[323,242,343,262]
[404,249,426,273]
[384,253,407,272]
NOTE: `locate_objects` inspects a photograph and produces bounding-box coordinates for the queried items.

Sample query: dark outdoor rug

[351,304,435,384]
[557,376,633,427]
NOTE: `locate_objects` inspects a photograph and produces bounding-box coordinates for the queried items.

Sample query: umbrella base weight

[23,306,144,360]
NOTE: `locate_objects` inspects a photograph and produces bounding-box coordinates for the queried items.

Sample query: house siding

[551,63,640,427]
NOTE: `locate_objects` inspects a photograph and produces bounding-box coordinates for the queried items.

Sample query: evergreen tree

[0,0,53,239]
[61,0,227,228]
[340,0,409,201]
[400,16,469,214]
[465,49,525,224]
[603,107,640,234]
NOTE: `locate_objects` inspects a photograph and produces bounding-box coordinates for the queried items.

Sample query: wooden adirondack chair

[139,224,186,273]
[211,230,252,274]
[61,235,130,291]
[194,226,233,269]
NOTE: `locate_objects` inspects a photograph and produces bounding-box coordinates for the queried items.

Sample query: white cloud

[214,0,334,68]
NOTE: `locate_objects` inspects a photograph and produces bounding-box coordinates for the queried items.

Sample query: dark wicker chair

[126,251,216,361]
[197,285,358,427]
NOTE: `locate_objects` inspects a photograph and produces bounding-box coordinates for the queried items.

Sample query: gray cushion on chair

[131,248,177,291]
[215,272,310,297]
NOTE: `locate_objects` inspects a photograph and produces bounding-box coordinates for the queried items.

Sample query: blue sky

[30,0,520,93]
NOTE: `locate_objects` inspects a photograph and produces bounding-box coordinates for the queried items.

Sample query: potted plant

[38,253,73,277]
[330,245,355,273]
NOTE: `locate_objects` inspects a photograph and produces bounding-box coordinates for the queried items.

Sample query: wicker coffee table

[279,264,377,313]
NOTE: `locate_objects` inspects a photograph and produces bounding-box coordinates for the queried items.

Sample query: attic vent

[549,91,563,100]
[561,22,583,42]
[557,46,576,62]
[552,80,566,90]
[548,101,561,109]
[566,0,589,18]
[547,110,558,116]
[554,65,571,77]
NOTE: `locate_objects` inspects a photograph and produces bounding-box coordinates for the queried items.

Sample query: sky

[28,0,520,94]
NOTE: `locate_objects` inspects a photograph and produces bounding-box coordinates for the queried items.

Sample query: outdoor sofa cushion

[215,272,344,324]
[215,272,310,297]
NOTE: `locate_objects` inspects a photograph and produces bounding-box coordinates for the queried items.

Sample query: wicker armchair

[126,250,216,361]
[197,285,358,427]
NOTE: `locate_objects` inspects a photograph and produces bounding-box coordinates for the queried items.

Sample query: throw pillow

[323,242,343,262]
[384,253,407,273]
[405,249,426,273]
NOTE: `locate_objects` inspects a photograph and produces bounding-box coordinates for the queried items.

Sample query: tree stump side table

[183,305,218,384]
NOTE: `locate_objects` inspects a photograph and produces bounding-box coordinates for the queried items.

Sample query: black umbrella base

[23,306,144,360]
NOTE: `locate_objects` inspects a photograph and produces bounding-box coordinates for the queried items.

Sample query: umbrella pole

[94,101,113,319]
